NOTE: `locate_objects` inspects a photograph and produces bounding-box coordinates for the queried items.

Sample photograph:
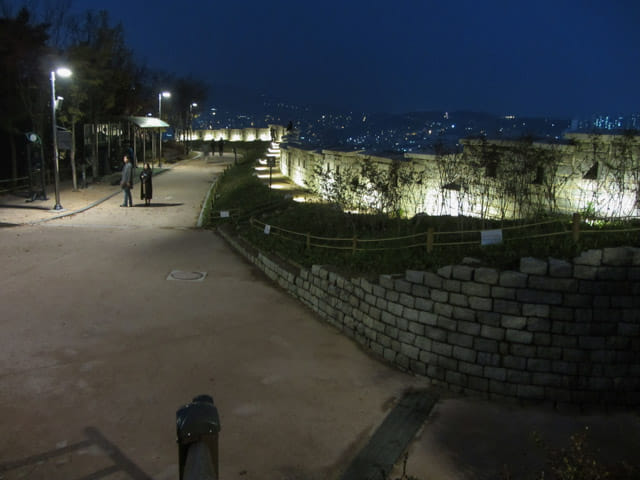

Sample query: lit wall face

[282,134,640,220]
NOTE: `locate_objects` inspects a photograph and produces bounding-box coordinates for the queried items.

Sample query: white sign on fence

[481,229,503,245]
[220,210,230,218]
[264,224,271,235]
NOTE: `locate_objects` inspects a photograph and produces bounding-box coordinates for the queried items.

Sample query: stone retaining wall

[219,228,640,407]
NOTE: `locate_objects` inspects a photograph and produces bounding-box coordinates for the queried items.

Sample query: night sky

[35,1,640,116]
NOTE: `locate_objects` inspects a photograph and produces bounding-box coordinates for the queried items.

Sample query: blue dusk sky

[13,0,640,117]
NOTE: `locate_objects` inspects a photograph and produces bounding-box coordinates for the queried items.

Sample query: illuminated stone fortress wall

[280,132,640,219]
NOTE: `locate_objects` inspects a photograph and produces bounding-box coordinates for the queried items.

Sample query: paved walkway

[0,153,639,480]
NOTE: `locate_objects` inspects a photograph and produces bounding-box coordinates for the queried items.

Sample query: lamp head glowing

[161,91,171,98]
[55,67,72,78]
[191,102,198,107]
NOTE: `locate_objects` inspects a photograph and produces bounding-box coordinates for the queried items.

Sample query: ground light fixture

[50,67,72,210]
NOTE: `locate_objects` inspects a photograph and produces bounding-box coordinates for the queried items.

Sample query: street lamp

[50,67,72,210]
[158,91,171,167]
[189,102,197,147]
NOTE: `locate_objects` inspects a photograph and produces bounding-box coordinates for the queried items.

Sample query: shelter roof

[128,116,169,128]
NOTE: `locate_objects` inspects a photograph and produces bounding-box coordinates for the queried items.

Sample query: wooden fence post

[306,232,311,250]
[352,236,357,255]
[572,212,581,243]
[426,228,434,253]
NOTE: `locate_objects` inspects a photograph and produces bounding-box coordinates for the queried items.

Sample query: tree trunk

[70,121,78,191]
[10,133,18,187]
[92,122,99,180]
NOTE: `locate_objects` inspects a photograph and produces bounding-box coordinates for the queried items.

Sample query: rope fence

[226,212,640,255]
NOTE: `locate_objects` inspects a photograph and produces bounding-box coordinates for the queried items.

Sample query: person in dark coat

[218,138,224,156]
[120,153,133,207]
[139,163,153,206]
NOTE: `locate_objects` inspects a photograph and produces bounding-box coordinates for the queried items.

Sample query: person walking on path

[139,163,153,206]
[218,138,224,156]
[120,153,134,207]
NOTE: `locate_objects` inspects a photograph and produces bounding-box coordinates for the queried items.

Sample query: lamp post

[158,91,171,167]
[50,67,72,210]
[188,102,197,152]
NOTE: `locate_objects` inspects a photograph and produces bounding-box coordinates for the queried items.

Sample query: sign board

[481,229,503,246]
[264,224,271,235]
[220,210,230,218]
[267,158,276,167]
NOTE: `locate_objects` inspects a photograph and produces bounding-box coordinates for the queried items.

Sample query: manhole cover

[167,270,207,282]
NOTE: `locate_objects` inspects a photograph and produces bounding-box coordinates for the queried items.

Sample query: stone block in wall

[517,289,562,305]
[478,352,501,366]
[589,322,617,336]
[431,289,449,303]
[574,249,603,266]
[619,322,640,336]
[383,348,397,362]
[630,267,640,281]
[435,303,454,319]
[371,342,384,357]
[388,301,403,317]
[446,371,467,388]
[468,296,492,312]
[427,364,446,381]
[550,306,573,322]
[364,293,377,306]
[415,297,434,312]
[412,284,430,298]
[563,294,592,308]
[399,330,415,344]
[376,297,388,311]
[395,279,412,294]
[372,284,386,297]
[414,336,431,351]
[437,265,453,278]
[529,276,578,293]
[378,334,392,348]
[574,265,598,280]
[602,246,639,266]
[410,360,427,376]
[507,369,531,384]
[611,296,633,308]
[481,324,505,341]
[579,336,607,350]
[549,258,573,277]
[511,344,536,357]
[523,304,550,318]
[403,308,419,322]
[425,326,448,342]
[311,265,329,279]
[501,315,527,329]
[423,272,443,289]
[420,350,436,364]
[520,257,548,275]
[500,271,528,288]
[536,346,563,360]
[400,293,415,308]
[406,270,424,284]
[551,360,577,376]
[381,311,397,327]
[491,286,517,300]
[562,348,588,362]
[456,320,481,336]
[437,315,457,332]
[474,337,498,353]
[461,282,491,297]
[453,307,475,322]
[477,311,501,326]
[432,341,453,357]
[534,333,552,346]
[436,354,458,371]
[597,267,628,281]
[484,366,507,381]
[468,376,490,393]
[418,311,438,326]
[401,343,420,360]
[443,279,461,293]
[494,299,522,315]
[449,293,469,307]
[386,290,400,303]
[384,325,399,339]
[452,265,474,281]
[475,267,499,285]
[448,332,474,348]
[527,358,551,372]
[459,360,483,377]
[379,274,397,289]
[397,317,409,330]
[506,329,533,345]
[453,345,477,363]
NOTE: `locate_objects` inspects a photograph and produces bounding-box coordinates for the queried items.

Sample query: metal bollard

[176,394,221,480]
